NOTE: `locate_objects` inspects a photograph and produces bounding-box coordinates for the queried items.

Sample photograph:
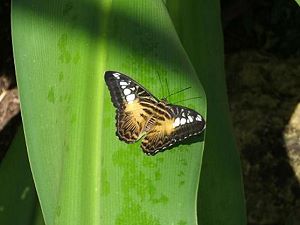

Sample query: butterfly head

[161,97,168,103]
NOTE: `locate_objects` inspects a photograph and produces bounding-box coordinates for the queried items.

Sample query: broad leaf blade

[12,0,206,224]
[0,127,44,225]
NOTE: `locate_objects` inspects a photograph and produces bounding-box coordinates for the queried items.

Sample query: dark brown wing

[142,104,206,155]
[104,71,159,143]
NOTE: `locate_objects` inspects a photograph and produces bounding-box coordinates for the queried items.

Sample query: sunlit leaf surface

[12,0,206,224]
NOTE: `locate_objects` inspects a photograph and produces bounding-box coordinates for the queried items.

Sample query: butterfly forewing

[169,104,205,139]
[105,71,159,143]
[141,104,205,155]
[105,71,158,107]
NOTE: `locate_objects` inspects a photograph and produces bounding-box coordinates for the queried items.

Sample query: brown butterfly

[104,71,206,155]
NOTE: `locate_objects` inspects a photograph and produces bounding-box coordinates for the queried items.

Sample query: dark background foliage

[222,0,300,224]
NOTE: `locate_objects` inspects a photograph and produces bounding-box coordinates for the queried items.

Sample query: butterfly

[104,71,206,155]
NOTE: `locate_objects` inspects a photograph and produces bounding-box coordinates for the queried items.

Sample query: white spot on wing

[182,112,185,117]
[123,89,131,95]
[173,118,180,128]
[113,73,120,79]
[126,94,135,103]
[130,87,135,91]
[180,118,186,125]
[120,81,128,85]
[188,115,193,122]
[121,85,126,89]
[196,115,202,121]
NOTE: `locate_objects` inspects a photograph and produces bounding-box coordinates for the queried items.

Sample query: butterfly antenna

[156,71,165,97]
[173,96,202,104]
[165,78,171,98]
[165,86,192,99]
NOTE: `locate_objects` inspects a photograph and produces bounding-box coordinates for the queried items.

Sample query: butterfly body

[105,71,206,155]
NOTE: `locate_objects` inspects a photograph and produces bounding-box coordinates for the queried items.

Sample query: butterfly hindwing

[105,71,159,143]
[116,99,149,143]
[141,120,174,155]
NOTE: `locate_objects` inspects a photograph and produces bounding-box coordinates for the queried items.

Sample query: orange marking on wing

[117,99,152,142]
[160,118,175,135]
[141,117,175,154]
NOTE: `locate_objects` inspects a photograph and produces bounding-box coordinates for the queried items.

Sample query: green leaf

[166,0,247,224]
[0,127,44,225]
[294,0,300,7]
[12,0,206,225]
